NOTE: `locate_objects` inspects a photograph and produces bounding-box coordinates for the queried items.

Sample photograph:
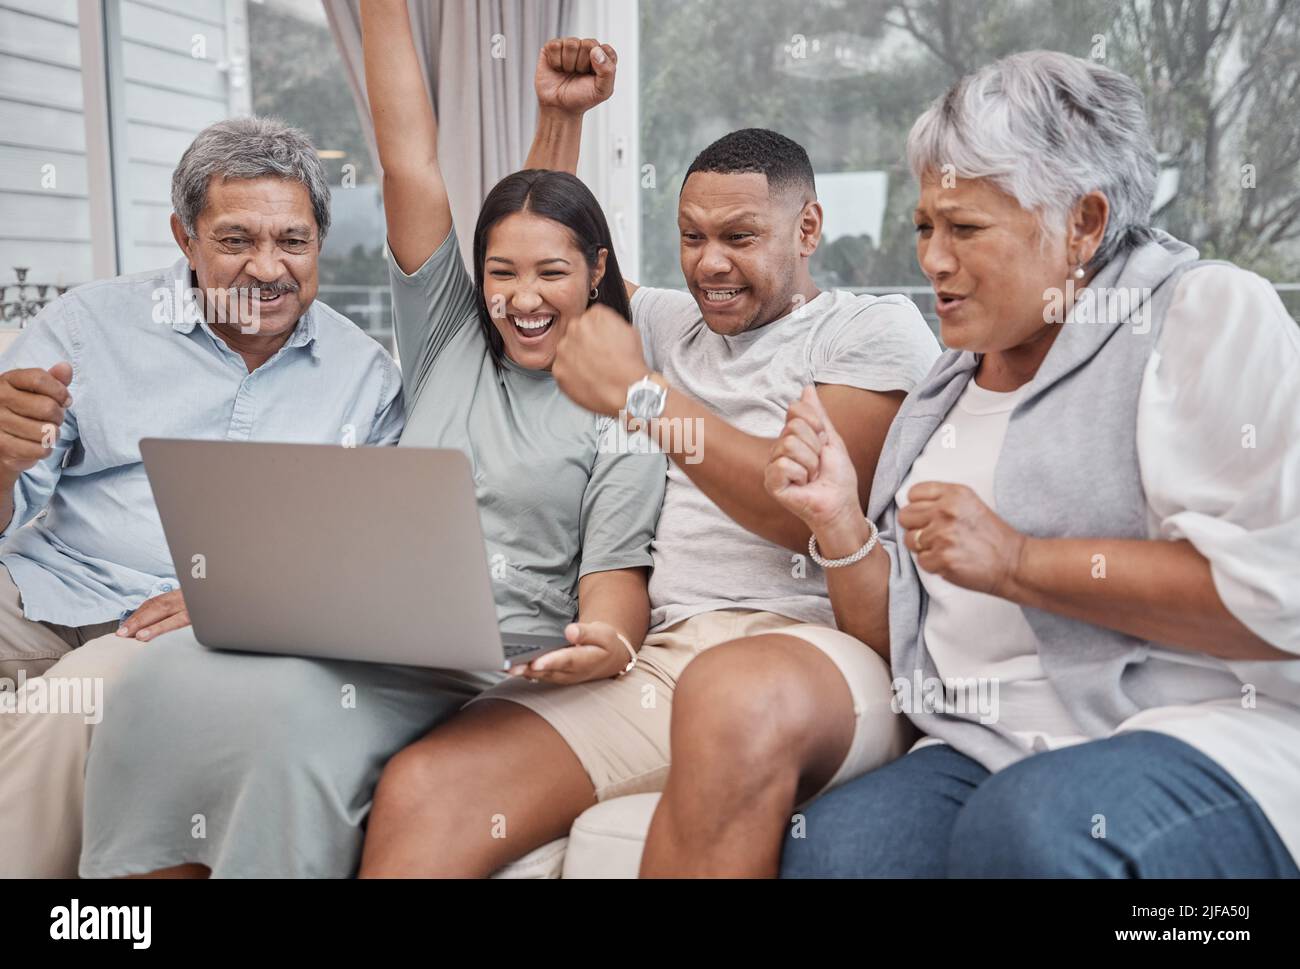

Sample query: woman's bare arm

[361,0,452,274]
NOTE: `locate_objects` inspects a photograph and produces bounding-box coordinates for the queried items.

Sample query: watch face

[628,385,663,419]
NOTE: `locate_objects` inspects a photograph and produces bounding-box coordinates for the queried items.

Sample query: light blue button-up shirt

[0,258,404,627]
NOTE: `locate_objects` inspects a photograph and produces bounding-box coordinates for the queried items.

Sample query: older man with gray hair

[0,116,404,877]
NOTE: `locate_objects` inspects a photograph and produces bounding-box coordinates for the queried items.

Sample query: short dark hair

[472,169,631,368]
[683,128,816,199]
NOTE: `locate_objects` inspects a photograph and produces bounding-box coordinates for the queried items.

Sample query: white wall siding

[0,0,90,288]
[0,0,249,293]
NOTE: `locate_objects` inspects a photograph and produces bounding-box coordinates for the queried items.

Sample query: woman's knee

[371,709,505,822]
[780,763,937,877]
[372,737,449,817]
[98,627,214,718]
[43,632,147,683]
[948,747,1122,877]
[780,784,867,877]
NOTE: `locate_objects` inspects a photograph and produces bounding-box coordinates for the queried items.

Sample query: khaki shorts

[469,609,909,803]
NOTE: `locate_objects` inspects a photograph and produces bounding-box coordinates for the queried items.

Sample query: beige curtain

[322,0,572,267]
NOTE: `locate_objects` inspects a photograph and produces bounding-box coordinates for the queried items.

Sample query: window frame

[77,0,251,276]
[572,0,641,282]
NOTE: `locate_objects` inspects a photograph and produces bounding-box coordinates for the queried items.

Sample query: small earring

[1073,264,1086,280]
[589,285,600,300]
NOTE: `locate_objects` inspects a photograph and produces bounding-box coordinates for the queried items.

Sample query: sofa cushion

[490,836,567,878]
[561,792,660,878]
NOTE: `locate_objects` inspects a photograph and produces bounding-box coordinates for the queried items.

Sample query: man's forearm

[636,388,813,553]
[525,107,585,173]
[1006,536,1288,661]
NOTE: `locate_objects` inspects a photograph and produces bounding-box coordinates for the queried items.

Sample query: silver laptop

[140,439,568,670]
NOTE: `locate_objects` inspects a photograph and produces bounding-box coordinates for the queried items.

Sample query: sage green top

[389,228,665,635]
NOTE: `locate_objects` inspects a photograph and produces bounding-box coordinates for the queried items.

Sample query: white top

[896,264,1300,861]
[898,380,1089,752]
[631,285,940,631]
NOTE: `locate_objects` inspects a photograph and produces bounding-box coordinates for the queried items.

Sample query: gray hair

[171,116,331,240]
[906,50,1158,270]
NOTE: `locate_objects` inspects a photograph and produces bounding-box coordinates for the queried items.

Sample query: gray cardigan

[866,232,1244,771]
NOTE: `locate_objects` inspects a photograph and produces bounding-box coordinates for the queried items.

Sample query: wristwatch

[625,374,667,421]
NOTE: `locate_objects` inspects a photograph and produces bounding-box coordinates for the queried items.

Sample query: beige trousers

[0,567,143,877]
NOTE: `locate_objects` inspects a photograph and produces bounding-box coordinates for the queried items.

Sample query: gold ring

[916,527,927,552]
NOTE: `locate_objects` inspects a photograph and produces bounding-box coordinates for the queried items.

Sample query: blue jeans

[782,730,1299,877]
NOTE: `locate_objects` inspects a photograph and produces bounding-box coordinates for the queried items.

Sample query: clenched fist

[765,385,862,534]
[552,302,647,416]
[0,361,72,475]
[898,482,1027,597]
[535,37,617,115]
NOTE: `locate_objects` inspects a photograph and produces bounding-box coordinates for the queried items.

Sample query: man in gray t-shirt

[539,123,940,876]
[629,284,936,632]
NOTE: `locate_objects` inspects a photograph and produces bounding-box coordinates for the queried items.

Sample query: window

[633,0,1300,327]
[109,0,250,274]
[0,0,255,313]
[5,0,1297,336]
[0,0,393,350]
[247,0,393,353]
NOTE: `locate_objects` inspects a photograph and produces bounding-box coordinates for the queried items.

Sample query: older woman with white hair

[757,49,1300,877]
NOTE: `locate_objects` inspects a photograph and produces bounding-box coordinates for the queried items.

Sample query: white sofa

[493,792,661,878]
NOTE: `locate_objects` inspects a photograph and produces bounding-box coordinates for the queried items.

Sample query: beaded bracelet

[808,517,879,568]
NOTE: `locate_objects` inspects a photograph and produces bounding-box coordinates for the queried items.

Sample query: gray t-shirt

[389,230,666,636]
[632,285,940,631]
